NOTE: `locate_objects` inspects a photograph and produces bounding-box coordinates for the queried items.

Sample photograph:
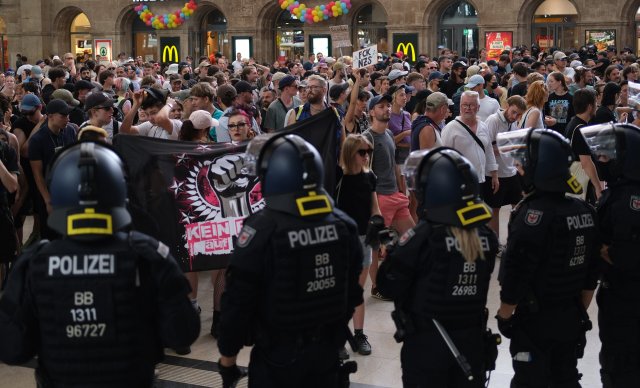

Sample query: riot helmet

[47,142,131,239]
[581,123,640,182]
[244,133,331,216]
[497,128,582,194]
[403,147,491,228]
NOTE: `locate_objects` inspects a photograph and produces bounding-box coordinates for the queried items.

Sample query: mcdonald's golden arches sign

[160,37,181,63]
[393,33,419,64]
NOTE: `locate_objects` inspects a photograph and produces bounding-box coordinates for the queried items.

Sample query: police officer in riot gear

[376,147,499,387]
[0,142,200,387]
[581,123,640,387]
[495,128,599,387]
[217,133,364,388]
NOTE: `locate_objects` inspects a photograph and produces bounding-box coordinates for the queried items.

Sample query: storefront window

[133,18,157,62]
[70,13,92,62]
[532,0,578,50]
[355,4,388,53]
[276,11,304,60]
[205,9,229,59]
[439,1,478,57]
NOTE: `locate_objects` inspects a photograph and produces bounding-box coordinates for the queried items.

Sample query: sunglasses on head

[356,148,372,157]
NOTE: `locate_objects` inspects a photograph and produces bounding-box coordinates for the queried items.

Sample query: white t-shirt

[478,96,501,122]
[484,110,518,178]
[441,118,498,182]
[136,119,182,140]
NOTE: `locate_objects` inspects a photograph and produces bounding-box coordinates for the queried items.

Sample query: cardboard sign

[353,45,377,68]
[329,25,351,49]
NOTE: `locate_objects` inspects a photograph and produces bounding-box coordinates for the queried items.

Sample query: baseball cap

[329,83,349,100]
[452,62,468,71]
[189,110,219,129]
[465,74,486,88]
[51,89,80,107]
[368,94,392,111]
[84,92,115,111]
[46,99,73,115]
[569,53,580,60]
[198,60,211,68]
[19,94,42,112]
[570,60,583,69]
[165,63,179,75]
[553,51,568,61]
[388,69,408,81]
[426,92,453,108]
[272,72,287,84]
[30,65,43,80]
[217,84,238,100]
[303,62,313,71]
[75,79,95,91]
[387,84,414,96]
[428,71,445,81]
[466,65,481,78]
[234,80,255,94]
[279,75,298,90]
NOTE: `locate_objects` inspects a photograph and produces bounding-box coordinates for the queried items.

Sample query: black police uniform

[589,124,640,387]
[597,180,640,387]
[377,148,499,387]
[497,129,599,388]
[217,134,363,388]
[501,193,599,386]
[378,222,498,387]
[0,142,200,387]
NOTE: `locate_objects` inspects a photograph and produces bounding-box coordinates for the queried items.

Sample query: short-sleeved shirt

[0,142,19,195]
[593,106,616,125]
[564,116,591,156]
[364,129,398,195]
[545,92,574,135]
[135,119,182,140]
[28,123,77,175]
[336,171,376,234]
[265,98,298,132]
[389,111,412,145]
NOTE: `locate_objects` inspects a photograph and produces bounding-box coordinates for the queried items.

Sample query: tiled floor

[0,209,604,387]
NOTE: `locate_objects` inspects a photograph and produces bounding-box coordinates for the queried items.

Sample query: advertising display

[485,31,512,61]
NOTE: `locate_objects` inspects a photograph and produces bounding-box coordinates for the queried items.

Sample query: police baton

[432,318,474,381]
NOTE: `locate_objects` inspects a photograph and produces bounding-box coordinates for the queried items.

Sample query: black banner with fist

[113,109,337,272]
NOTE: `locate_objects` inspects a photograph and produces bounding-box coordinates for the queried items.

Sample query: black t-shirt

[0,141,19,195]
[336,171,376,234]
[42,84,55,105]
[593,106,616,125]
[442,79,464,99]
[545,92,574,135]
[564,116,591,156]
[27,123,77,176]
[509,82,527,97]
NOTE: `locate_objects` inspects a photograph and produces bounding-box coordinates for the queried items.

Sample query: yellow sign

[396,42,416,62]
[162,45,179,63]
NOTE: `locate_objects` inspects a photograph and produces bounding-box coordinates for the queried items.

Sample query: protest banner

[353,45,377,68]
[114,108,338,272]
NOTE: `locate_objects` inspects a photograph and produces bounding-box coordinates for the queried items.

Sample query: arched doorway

[439,1,478,57]
[532,0,578,50]
[275,11,305,60]
[203,9,229,59]
[354,4,388,53]
[70,13,92,62]
[0,17,7,71]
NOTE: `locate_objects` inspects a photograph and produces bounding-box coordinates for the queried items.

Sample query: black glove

[364,215,385,249]
[495,314,515,339]
[576,317,592,359]
[217,360,246,388]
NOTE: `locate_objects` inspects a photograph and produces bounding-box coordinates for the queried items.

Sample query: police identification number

[306,253,336,292]
[569,235,586,267]
[451,262,478,296]
[66,291,107,338]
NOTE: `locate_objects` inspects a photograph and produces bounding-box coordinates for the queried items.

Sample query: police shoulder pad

[398,229,416,246]
[236,225,257,248]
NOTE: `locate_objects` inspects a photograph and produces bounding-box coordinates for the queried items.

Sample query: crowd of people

[0,42,639,386]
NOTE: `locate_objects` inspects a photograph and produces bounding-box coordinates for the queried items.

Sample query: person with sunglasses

[80,92,120,143]
[334,134,381,358]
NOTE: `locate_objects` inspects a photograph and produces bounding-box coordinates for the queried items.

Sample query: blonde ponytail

[448,226,485,262]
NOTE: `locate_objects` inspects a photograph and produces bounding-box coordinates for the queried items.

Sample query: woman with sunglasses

[335,134,382,358]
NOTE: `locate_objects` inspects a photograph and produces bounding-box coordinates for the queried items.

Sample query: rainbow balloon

[135,0,198,30]
[278,0,351,24]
